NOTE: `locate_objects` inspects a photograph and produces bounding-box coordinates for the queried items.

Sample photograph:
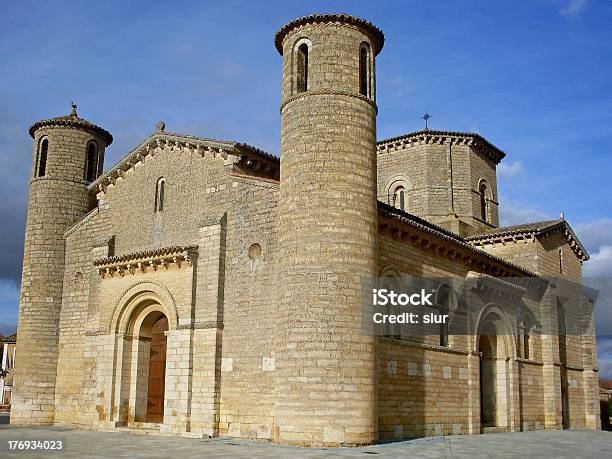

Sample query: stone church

[12,13,600,446]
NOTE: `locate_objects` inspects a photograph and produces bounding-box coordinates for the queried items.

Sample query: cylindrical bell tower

[274,14,384,446]
[11,105,112,425]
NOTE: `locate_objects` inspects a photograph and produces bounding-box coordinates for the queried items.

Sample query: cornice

[275,13,385,56]
[379,337,470,355]
[93,245,197,278]
[88,132,279,194]
[30,114,113,146]
[378,201,540,279]
[280,89,378,113]
[377,130,506,165]
[467,220,589,262]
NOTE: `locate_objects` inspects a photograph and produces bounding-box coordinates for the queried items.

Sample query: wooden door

[146,316,168,423]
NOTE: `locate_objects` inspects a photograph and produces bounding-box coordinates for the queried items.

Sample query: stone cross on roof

[422,111,431,130]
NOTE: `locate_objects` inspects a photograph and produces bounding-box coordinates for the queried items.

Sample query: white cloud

[500,204,550,227]
[583,245,612,277]
[498,160,523,178]
[560,0,589,17]
[574,218,612,253]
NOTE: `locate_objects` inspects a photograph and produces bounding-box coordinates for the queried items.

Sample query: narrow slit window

[85,141,99,182]
[296,43,308,93]
[479,182,488,221]
[559,249,564,274]
[37,138,48,177]
[523,332,530,359]
[359,43,370,97]
[155,178,165,212]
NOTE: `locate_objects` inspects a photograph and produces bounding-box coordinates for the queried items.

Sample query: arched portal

[115,301,171,426]
[477,308,512,431]
[143,313,168,423]
[479,334,497,426]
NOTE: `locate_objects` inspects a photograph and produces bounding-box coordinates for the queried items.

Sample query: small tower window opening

[359,42,370,97]
[479,182,488,222]
[393,186,406,211]
[296,43,309,93]
[85,141,99,182]
[523,332,530,359]
[155,178,166,212]
[37,138,48,177]
[558,249,564,274]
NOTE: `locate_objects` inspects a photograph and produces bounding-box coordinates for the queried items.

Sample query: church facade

[12,13,600,446]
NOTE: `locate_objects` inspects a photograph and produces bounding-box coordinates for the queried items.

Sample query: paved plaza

[0,416,611,458]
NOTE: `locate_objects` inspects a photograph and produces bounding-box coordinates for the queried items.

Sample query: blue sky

[0,0,611,374]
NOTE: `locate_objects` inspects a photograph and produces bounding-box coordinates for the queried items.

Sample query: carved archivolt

[109,280,179,334]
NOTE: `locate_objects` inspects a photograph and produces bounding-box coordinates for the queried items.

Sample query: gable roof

[377,129,506,165]
[88,131,279,193]
[466,219,589,262]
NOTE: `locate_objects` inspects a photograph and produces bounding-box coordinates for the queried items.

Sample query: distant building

[0,333,16,408]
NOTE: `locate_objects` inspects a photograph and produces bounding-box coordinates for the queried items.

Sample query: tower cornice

[275,13,385,56]
[29,113,113,146]
[377,129,506,165]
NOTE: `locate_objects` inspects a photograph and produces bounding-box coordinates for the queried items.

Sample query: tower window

[85,141,99,182]
[155,178,165,212]
[393,186,406,211]
[296,43,308,93]
[359,42,370,97]
[559,249,564,274]
[37,138,48,177]
[479,182,488,222]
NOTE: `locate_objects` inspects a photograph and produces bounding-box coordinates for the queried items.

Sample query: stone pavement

[0,419,610,458]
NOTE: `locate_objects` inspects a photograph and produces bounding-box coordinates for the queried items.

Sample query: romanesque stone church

[12,13,600,446]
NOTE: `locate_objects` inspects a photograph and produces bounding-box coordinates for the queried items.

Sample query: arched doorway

[477,310,511,432]
[145,314,168,423]
[479,334,497,427]
[118,306,170,425]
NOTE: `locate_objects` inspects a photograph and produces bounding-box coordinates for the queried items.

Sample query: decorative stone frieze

[93,246,197,278]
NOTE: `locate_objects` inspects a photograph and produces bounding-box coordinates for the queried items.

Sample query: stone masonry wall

[12,125,107,426]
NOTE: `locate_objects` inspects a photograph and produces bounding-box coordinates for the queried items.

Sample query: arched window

[359,42,370,97]
[296,43,308,93]
[37,137,48,177]
[479,182,488,221]
[85,141,99,182]
[155,178,165,212]
[393,186,406,211]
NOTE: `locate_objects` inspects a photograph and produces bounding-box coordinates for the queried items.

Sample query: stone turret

[274,14,384,446]
[11,105,112,425]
